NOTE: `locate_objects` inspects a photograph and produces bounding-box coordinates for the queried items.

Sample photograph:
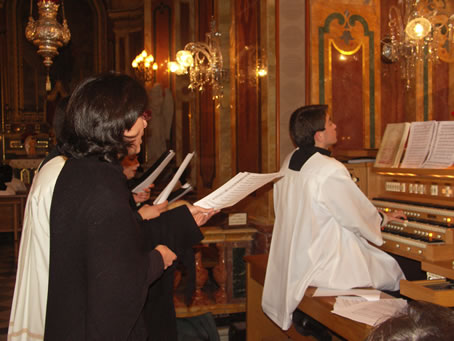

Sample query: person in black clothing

[44,72,215,340]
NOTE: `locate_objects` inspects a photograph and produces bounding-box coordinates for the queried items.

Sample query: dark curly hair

[289,105,328,148]
[58,72,148,162]
[366,300,454,341]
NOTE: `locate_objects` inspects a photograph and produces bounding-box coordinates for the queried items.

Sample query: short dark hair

[59,72,147,162]
[366,300,454,341]
[289,105,328,147]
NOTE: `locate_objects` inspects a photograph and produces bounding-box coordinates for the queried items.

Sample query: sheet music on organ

[153,152,194,205]
[374,122,410,168]
[194,171,282,210]
[422,121,454,169]
[400,121,437,168]
[132,150,175,194]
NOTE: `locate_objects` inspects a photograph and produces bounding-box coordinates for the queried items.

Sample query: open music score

[375,121,454,169]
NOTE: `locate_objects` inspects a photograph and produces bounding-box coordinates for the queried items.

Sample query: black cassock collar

[289,145,331,171]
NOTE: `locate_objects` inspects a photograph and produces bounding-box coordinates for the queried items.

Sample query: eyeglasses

[141,110,152,121]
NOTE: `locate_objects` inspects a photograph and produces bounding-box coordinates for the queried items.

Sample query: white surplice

[8,156,66,340]
[262,150,405,330]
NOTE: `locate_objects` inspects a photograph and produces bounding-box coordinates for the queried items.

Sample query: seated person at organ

[262,104,406,330]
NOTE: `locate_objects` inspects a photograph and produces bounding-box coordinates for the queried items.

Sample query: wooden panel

[245,254,376,341]
[309,0,380,149]
[246,272,294,341]
[380,0,406,135]
[433,61,450,121]
[331,47,363,149]
[400,279,454,307]
[178,2,191,159]
[153,1,172,89]
[235,0,261,173]
[0,195,26,260]
[198,0,216,188]
[182,101,190,157]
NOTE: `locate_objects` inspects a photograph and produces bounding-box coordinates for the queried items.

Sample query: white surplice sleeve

[318,162,383,246]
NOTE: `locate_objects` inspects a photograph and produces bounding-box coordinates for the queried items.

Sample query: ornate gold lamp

[382,0,454,89]
[25,0,71,91]
[131,50,157,83]
[168,19,224,100]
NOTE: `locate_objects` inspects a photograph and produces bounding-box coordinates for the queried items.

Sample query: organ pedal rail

[363,165,454,306]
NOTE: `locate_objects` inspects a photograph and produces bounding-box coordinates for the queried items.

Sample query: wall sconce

[256,56,268,77]
[25,0,71,91]
[168,19,224,100]
[382,0,454,89]
[132,50,158,83]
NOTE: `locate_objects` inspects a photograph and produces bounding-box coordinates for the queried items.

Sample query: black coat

[141,207,203,340]
[44,157,171,340]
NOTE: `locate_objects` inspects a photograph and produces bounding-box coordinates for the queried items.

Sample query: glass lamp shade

[405,17,432,40]
[176,50,194,68]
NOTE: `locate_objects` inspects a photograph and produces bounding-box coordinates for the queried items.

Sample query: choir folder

[131,150,175,194]
[154,152,194,204]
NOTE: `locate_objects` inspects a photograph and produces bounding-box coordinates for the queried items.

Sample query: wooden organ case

[355,164,454,306]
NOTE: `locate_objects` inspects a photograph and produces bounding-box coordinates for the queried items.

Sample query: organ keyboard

[367,167,454,263]
[372,199,454,262]
[365,165,454,306]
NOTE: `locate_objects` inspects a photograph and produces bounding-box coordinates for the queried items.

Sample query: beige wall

[278,0,306,165]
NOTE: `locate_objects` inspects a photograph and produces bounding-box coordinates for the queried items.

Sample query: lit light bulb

[152,63,158,70]
[176,50,194,68]
[168,61,179,73]
[405,17,431,40]
[257,68,267,77]
[414,23,424,37]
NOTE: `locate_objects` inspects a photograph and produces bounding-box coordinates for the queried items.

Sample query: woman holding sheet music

[38,72,215,340]
[122,154,169,220]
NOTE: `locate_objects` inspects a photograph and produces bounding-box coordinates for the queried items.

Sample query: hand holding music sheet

[132,150,175,194]
[153,152,194,205]
[194,171,282,210]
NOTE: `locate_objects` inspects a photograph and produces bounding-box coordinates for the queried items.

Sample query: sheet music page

[153,152,194,204]
[374,123,410,168]
[332,298,407,326]
[400,121,437,168]
[423,121,454,169]
[194,172,282,210]
[132,150,175,194]
[313,288,381,301]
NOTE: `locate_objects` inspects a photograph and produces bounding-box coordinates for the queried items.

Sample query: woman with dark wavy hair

[366,300,454,341]
[37,72,214,340]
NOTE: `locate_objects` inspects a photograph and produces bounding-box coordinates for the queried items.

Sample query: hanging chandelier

[168,19,224,100]
[382,0,454,89]
[131,50,157,83]
[25,0,71,91]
